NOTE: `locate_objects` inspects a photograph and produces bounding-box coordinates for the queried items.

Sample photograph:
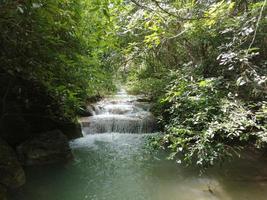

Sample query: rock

[1,114,31,146]
[17,130,73,166]
[79,117,91,127]
[25,117,83,141]
[136,97,151,102]
[78,105,95,117]
[134,102,151,111]
[58,122,82,140]
[0,138,26,189]
[1,115,82,146]
[87,105,96,115]
[86,95,102,103]
[0,185,7,200]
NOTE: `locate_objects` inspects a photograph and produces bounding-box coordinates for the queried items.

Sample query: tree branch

[151,0,209,21]
[246,0,267,55]
[129,0,154,12]
[130,0,208,21]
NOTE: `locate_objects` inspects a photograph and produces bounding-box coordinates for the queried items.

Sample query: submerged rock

[0,138,26,189]
[17,130,73,166]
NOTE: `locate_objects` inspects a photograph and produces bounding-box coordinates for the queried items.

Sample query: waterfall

[80,89,157,134]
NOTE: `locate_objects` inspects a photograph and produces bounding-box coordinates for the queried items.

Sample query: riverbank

[8,89,267,200]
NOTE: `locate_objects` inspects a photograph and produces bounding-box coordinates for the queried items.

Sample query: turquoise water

[11,89,267,200]
[11,133,267,200]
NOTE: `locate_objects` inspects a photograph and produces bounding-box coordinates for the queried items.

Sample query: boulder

[0,138,26,189]
[25,117,83,141]
[1,114,31,146]
[17,130,73,166]
[1,115,82,146]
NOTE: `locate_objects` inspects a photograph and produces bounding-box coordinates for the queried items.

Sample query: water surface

[12,89,267,200]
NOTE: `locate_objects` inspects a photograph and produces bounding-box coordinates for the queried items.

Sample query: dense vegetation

[0,0,120,144]
[116,0,267,167]
[0,0,266,167]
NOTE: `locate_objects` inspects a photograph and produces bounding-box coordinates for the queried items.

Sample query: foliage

[116,0,267,167]
[0,0,119,125]
[0,0,266,166]
[158,75,266,167]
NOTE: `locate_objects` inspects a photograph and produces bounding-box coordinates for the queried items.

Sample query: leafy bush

[157,74,266,167]
[117,0,267,167]
[0,0,118,124]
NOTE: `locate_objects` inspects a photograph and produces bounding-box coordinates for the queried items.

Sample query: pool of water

[11,89,267,200]
[11,133,267,200]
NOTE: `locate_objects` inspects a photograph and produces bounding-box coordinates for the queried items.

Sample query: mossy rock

[17,130,73,166]
[0,138,26,189]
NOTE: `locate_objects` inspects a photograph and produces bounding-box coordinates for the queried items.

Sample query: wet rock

[86,95,102,103]
[79,117,91,127]
[78,105,95,117]
[136,97,151,102]
[17,130,73,166]
[58,121,82,140]
[134,102,151,111]
[0,138,26,189]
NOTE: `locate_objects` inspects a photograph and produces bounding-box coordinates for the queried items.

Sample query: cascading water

[80,88,157,135]
[11,88,267,200]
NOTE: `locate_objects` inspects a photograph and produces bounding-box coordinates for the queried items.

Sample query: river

[11,89,267,200]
